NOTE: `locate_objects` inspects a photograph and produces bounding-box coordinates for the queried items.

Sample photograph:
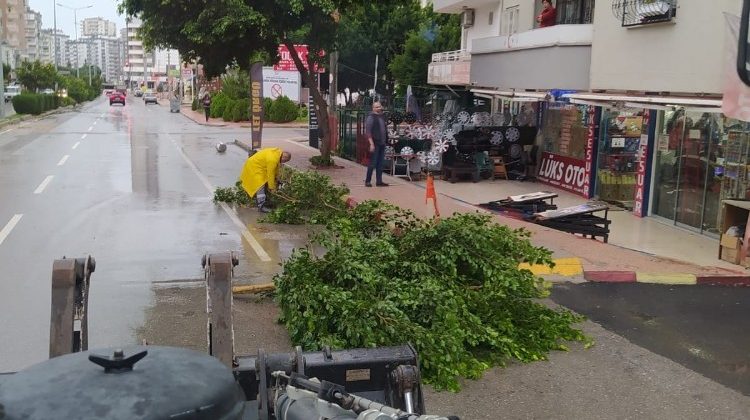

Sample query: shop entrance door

[652,109,727,236]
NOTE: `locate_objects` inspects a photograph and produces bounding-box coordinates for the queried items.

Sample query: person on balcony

[537,0,557,28]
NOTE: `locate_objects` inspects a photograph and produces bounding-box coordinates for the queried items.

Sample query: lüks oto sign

[537,152,588,197]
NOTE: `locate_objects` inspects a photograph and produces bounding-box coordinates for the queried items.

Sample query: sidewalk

[242,136,750,285]
[173,102,309,129]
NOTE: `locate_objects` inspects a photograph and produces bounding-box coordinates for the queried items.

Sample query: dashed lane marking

[72,141,80,149]
[0,214,22,246]
[170,139,272,262]
[57,155,69,166]
[33,175,54,194]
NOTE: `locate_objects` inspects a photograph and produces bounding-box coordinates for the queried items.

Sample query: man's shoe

[376,182,389,187]
[258,206,272,213]
[365,182,372,187]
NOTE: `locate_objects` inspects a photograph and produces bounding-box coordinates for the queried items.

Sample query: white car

[4,85,20,102]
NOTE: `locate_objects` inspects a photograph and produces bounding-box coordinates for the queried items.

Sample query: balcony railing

[431,49,471,63]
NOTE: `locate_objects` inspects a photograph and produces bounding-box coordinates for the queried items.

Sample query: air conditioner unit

[462,9,475,28]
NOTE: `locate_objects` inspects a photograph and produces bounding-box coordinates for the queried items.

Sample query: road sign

[271,83,282,98]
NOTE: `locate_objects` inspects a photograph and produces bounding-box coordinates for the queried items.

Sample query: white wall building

[124,17,179,88]
[82,17,117,38]
[24,7,41,61]
[428,0,750,241]
[0,0,29,68]
[39,29,69,68]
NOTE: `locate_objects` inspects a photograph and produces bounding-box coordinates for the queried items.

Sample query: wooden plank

[49,259,76,358]
[206,252,235,367]
[534,203,609,220]
[508,191,558,203]
[232,283,275,295]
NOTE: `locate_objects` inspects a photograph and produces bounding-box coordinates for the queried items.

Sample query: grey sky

[27,0,126,39]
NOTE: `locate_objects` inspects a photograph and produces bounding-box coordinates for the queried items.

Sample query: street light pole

[56,3,92,78]
[0,42,5,119]
[53,1,58,70]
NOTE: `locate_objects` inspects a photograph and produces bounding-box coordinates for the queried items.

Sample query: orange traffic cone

[425,173,440,218]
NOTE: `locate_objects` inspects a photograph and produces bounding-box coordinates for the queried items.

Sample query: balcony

[469,24,593,91]
[431,0,489,14]
[427,49,471,86]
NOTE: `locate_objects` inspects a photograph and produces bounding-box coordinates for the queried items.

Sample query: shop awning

[563,92,722,109]
[470,88,549,102]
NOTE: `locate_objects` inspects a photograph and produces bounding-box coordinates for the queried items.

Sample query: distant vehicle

[41,88,54,95]
[134,90,144,97]
[143,92,157,105]
[104,89,114,97]
[109,92,126,106]
[4,85,21,102]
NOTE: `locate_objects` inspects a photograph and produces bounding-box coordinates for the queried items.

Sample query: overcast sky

[28,0,126,38]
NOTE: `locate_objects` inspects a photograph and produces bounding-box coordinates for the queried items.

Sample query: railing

[612,0,677,27]
[431,49,471,63]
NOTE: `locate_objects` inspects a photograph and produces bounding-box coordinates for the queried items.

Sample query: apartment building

[0,0,29,67]
[24,7,41,61]
[124,17,179,89]
[429,0,746,238]
[82,17,117,38]
[39,29,69,68]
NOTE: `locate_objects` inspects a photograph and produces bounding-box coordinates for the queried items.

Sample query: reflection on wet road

[0,97,308,371]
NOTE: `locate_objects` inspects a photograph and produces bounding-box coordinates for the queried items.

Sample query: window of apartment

[501,6,519,36]
[534,0,594,27]
[488,11,494,26]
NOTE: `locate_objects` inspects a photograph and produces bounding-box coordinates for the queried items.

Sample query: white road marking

[34,175,54,194]
[87,126,93,132]
[171,139,272,262]
[93,121,97,126]
[0,128,14,135]
[72,141,80,149]
[100,113,104,117]
[81,134,87,139]
[57,155,69,166]
[0,214,23,247]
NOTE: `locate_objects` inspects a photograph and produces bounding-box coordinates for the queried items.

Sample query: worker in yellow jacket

[239,147,291,213]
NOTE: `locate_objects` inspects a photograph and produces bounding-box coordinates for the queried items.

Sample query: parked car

[41,88,54,95]
[109,92,126,106]
[4,85,20,102]
[143,92,157,105]
[134,90,144,97]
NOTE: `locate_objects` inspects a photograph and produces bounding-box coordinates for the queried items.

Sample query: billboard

[262,67,301,103]
[274,44,325,73]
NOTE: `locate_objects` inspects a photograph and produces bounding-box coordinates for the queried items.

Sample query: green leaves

[262,169,350,224]
[275,200,588,391]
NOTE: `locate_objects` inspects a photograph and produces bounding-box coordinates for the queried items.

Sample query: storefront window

[652,110,750,235]
[596,108,646,205]
[540,104,588,159]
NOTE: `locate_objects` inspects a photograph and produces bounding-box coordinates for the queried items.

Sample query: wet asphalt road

[551,282,750,396]
[0,96,308,372]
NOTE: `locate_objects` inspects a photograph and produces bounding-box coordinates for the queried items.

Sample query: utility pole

[0,42,5,119]
[57,3,92,78]
[328,50,338,112]
[53,1,58,71]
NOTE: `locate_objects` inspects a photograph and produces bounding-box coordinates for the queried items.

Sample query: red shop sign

[274,44,325,73]
[537,152,589,197]
[583,105,596,197]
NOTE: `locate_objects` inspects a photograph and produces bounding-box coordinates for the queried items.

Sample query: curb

[584,271,750,286]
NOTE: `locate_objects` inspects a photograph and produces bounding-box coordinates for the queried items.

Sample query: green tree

[2,64,10,83]
[120,0,373,164]
[336,1,423,104]
[60,76,89,103]
[220,65,250,100]
[16,60,57,92]
[388,10,460,96]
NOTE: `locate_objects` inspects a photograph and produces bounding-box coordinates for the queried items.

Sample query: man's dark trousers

[366,144,386,184]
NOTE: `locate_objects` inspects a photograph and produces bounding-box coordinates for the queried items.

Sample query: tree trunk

[283,41,332,162]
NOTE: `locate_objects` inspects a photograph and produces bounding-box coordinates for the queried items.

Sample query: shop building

[429,0,746,238]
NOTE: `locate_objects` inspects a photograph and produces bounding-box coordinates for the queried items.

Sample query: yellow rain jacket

[239,147,284,197]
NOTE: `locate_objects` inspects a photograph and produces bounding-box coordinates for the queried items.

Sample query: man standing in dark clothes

[364,101,389,187]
